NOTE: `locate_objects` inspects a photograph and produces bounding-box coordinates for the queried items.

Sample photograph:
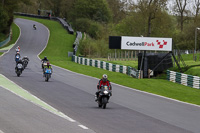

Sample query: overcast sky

[130,0,197,15]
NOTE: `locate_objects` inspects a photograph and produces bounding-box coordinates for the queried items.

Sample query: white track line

[78,125,89,129]
[0,74,76,122]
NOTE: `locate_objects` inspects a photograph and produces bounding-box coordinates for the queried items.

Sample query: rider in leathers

[15,59,24,72]
[95,74,112,101]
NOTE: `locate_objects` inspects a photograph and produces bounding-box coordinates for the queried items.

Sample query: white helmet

[102,74,108,82]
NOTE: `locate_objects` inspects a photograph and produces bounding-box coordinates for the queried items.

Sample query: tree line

[1,0,200,57]
[0,0,30,36]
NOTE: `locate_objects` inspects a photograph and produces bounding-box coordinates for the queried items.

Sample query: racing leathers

[95,79,112,101]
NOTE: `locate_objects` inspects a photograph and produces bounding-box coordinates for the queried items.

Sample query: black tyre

[102,97,108,109]
[17,72,20,77]
[45,77,49,82]
[102,103,106,109]
[98,103,102,108]
[98,99,102,108]
[45,74,49,82]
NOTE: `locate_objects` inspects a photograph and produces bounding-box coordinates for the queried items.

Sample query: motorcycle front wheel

[45,74,49,82]
[102,97,108,109]
[98,103,102,108]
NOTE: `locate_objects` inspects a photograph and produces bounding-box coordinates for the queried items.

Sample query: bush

[74,18,91,32]
[79,38,98,57]
[74,18,103,39]
[79,37,110,58]
[88,22,103,39]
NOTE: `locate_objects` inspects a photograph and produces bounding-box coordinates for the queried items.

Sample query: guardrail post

[112,64,116,72]
[106,63,109,70]
[90,59,92,66]
[187,75,194,88]
[72,55,75,61]
[95,60,98,68]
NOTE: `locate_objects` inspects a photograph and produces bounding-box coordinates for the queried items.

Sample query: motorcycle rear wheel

[17,73,20,77]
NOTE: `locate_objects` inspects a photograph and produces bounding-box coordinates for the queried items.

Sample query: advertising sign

[121,36,172,51]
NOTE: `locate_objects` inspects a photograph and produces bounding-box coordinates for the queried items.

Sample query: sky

[129,0,197,16]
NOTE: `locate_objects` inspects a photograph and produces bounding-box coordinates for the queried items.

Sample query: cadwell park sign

[121,36,172,51]
[109,36,172,52]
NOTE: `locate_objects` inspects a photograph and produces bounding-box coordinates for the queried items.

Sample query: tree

[133,0,168,37]
[0,0,31,34]
[71,0,112,23]
[106,0,126,23]
[0,6,9,34]
[60,0,75,18]
[194,0,200,23]
[49,0,62,16]
[173,0,189,31]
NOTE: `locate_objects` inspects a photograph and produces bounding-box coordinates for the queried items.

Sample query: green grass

[15,16,200,106]
[0,52,3,56]
[0,22,20,49]
[169,53,200,76]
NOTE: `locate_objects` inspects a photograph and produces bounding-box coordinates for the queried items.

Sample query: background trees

[2,0,200,56]
[0,0,31,37]
[70,0,111,23]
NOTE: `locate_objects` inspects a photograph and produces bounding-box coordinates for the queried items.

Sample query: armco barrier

[167,70,200,89]
[72,55,138,77]
[55,17,74,34]
[73,31,82,55]
[0,34,10,47]
[14,12,74,34]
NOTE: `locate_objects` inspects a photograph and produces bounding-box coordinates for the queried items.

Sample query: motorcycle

[44,68,52,82]
[33,24,37,30]
[15,63,23,77]
[15,53,20,62]
[97,85,112,109]
[22,56,29,69]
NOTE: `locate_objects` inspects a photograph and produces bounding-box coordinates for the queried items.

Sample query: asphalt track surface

[0,18,200,133]
[0,86,94,133]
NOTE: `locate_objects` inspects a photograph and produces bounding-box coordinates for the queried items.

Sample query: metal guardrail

[14,12,74,34]
[73,31,82,55]
[55,17,74,34]
[0,34,11,47]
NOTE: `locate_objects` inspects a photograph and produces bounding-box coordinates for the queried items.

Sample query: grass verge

[0,22,20,50]
[16,16,200,106]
